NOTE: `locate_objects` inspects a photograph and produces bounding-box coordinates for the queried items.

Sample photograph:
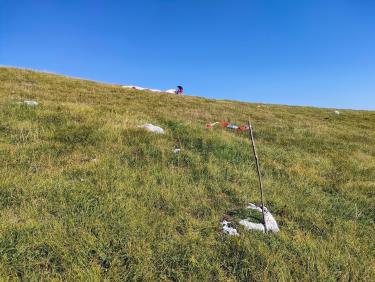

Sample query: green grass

[0,66,374,281]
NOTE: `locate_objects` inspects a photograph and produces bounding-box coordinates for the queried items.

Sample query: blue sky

[1,0,374,110]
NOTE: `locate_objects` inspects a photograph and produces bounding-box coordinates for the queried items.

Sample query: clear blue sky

[1,1,374,110]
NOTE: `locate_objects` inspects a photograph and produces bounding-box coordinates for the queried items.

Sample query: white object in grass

[138,124,165,134]
[239,203,279,233]
[173,148,181,153]
[23,100,38,106]
[334,110,340,115]
[221,220,239,236]
[239,220,265,232]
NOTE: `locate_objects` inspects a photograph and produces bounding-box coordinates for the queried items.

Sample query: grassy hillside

[0,67,374,281]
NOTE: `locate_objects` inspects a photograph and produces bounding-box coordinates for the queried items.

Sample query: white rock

[23,100,38,106]
[239,219,265,232]
[221,220,239,236]
[334,110,340,115]
[239,203,279,233]
[173,148,181,153]
[138,124,165,134]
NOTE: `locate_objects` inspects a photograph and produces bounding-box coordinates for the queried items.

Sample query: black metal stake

[248,119,267,233]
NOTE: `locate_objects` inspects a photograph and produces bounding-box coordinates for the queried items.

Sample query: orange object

[220,121,230,127]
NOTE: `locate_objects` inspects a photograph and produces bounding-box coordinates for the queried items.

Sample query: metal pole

[247,119,267,233]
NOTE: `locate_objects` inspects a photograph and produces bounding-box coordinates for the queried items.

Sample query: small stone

[23,100,38,106]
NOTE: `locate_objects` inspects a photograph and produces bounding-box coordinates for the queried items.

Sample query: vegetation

[0,67,374,281]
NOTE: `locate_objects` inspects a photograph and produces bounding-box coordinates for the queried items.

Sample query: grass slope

[0,67,374,281]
